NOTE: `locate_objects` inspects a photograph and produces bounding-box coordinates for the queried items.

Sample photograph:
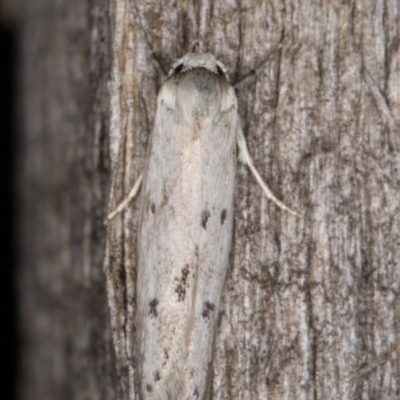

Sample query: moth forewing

[135,53,238,399]
[105,52,298,399]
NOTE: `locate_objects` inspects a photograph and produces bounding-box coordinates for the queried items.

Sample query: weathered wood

[19,0,400,399]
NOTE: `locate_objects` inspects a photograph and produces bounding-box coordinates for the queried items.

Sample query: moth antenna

[236,127,299,217]
[150,53,168,78]
[132,4,169,78]
[233,29,293,89]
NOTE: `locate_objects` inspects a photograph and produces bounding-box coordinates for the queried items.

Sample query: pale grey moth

[108,53,296,400]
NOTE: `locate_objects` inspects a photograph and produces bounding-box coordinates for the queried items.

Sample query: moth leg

[106,173,143,221]
[236,127,298,216]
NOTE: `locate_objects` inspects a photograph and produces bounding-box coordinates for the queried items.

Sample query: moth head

[169,53,227,78]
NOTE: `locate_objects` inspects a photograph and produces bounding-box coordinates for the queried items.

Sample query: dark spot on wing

[201,210,211,229]
[146,384,153,392]
[151,203,156,214]
[193,387,200,397]
[175,264,190,301]
[164,349,169,360]
[182,264,190,281]
[220,209,227,225]
[149,298,159,318]
[202,301,215,319]
[154,371,160,382]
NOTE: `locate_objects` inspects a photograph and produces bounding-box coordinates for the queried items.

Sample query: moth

[107,53,296,399]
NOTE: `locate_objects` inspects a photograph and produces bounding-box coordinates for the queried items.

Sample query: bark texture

[19,0,400,399]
